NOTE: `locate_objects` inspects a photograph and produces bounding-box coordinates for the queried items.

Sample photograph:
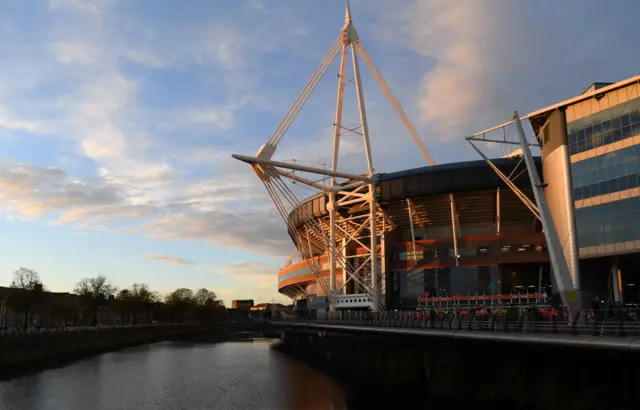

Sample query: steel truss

[233,1,434,312]
[465,112,583,319]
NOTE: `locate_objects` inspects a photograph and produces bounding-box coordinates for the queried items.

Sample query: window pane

[599,181,609,195]
[612,116,621,130]
[593,134,603,148]
[574,187,583,200]
[569,130,577,145]
[619,176,629,191]
[617,163,627,177]
[570,143,578,155]
[613,129,622,142]
[585,136,594,150]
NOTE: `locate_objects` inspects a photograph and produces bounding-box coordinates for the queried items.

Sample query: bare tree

[7,267,44,328]
[11,267,43,291]
[74,275,118,326]
[120,283,157,324]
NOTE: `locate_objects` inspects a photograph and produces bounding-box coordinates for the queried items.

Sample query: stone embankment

[0,321,271,380]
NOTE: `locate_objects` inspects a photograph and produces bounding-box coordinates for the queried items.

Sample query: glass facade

[575,197,640,248]
[568,94,640,250]
[571,145,640,200]
[567,96,640,156]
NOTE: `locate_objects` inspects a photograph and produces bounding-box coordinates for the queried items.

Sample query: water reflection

[0,340,347,410]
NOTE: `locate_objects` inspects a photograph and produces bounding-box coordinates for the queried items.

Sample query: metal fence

[278,307,640,337]
[0,322,188,337]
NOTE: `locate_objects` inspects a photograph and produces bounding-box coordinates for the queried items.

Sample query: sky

[0,0,639,306]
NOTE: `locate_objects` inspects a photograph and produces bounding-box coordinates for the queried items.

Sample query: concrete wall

[279,326,640,409]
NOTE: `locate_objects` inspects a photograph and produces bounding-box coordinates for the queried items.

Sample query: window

[575,196,640,248]
[567,96,640,156]
[571,145,640,201]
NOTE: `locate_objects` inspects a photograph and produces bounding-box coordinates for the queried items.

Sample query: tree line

[1,267,227,329]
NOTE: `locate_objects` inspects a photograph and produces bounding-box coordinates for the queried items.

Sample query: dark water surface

[0,340,348,410]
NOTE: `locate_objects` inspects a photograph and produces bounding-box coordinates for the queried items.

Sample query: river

[0,340,350,410]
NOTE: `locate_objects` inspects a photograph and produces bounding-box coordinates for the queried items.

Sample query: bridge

[272,309,640,352]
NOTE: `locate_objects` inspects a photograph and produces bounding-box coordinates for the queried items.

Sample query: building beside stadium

[276,76,640,312]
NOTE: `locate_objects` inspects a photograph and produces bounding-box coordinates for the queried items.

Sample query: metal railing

[0,322,189,338]
[277,307,640,337]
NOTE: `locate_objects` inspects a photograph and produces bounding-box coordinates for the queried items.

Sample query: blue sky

[0,0,639,305]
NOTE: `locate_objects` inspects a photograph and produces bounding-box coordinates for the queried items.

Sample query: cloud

[215,260,288,305]
[397,0,640,141]
[0,107,46,133]
[186,105,236,130]
[48,0,113,14]
[220,260,280,277]
[0,161,120,220]
[51,41,100,64]
[147,254,195,265]
[0,158,289,255]
[140,208,291,257]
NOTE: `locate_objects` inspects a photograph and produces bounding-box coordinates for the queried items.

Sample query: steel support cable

[303,230,330,295]
[262,178,329,295]
[266,37,342,147]
[264,172,333,295]
[468,141,540,219]
[481,152,538,213]
[272,177,333,248]
[267,174,324,247]
[266,38,341,147]
[256,166,290,220]
[268,171,329,246]
[507,155,525,180]
[355,41,436,166]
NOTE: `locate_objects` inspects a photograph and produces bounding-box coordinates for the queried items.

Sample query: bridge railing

[278,308,640,337]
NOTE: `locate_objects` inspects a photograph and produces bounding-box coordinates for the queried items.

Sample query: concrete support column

[540,109,581,297]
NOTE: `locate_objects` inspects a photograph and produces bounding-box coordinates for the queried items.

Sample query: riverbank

[0,322,264,380]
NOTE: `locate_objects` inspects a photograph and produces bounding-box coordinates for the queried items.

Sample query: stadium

[277,158,548,311]
[235,5,640,316]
